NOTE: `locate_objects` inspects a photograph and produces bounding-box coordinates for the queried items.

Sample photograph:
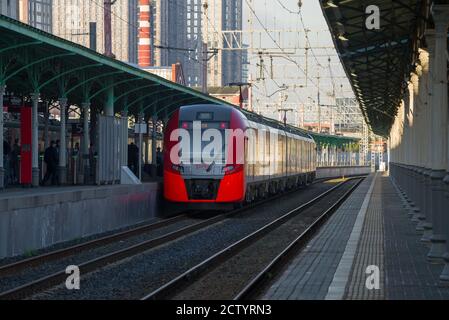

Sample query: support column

[31,92,40,187]
[58,97,68,185]
[138,112,144,181]
[405,79,419,215]
[433,4,449,283]
[414,60,427,231]
[422,38,434,242]
[121,110,128,168]
[0,85,5,189]
[410,72,421,220]
[151,115,157,178]
[82,102,91,184]
[105,86,114,117]
[43,101,49,149]
[428,5,449,264]
[145,122,150,165]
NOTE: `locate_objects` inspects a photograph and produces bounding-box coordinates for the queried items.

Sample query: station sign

[70,123,83,135]
[134,123,147,134]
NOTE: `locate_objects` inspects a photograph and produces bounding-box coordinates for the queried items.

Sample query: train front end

[164,104,246,206]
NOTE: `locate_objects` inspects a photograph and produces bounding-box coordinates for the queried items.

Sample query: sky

[240,0,355,123]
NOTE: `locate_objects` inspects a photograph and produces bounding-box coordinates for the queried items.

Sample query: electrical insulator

[298,0,302,9]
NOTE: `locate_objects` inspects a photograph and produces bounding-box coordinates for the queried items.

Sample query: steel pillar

[422,32,436,243]
[82,102,91,184]
[58,97,68,185]
[31,92,40,187]
[432,4,449,283]
[138,112,144,181]
[0,85,5,189]
[43,101,49,149]
[428,5,449,265]
[151,115,157,178]
[105,86,114,116]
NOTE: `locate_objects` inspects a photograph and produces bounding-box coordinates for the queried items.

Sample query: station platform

[263,172,449,300]
[0,183,160,259]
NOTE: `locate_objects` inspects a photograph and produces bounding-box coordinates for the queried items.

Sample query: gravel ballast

[171,179,360,299]
[29,181,340,300]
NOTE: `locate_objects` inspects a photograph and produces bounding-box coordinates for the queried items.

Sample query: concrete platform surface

[263,172,449,300]
[0,183,161,258]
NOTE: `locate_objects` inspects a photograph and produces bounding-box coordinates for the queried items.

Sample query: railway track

[141,176,364,300]
[0,214,190,276]
[0,178,332,300]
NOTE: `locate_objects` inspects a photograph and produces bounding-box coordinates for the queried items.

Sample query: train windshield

[179,121,229,165]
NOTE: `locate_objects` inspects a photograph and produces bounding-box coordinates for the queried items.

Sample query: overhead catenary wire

[243,0,319,89]
[275,0,342,94]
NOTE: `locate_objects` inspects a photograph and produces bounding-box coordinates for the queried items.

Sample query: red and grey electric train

[164,104,316,206]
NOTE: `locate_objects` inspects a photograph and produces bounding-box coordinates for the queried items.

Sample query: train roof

[240,107,360,146]
[239,108,313,140]
[180,104,313,140]
[180,104,360,146]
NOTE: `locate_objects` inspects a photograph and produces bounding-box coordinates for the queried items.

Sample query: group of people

[3,138,164,187]
[42,140,95,186]
[127,142,163,177]
[2,138,61,187]
[3,138,20,187]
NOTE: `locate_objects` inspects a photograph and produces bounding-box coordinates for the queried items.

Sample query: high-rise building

[202,0,243,87]
[148,0,202,87]
[22,0,52,32]
[1,0,19,19]
[147,0,242,88]
[2,0,52,33]
[52,0,138,64]
[185,0,202,87]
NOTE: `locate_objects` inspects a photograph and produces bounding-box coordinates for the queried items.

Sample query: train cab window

[196,112,213,120]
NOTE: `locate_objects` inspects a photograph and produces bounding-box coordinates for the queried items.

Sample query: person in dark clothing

[88,142,96,183]
[128,142,139,175]
[42,140,58,185]
[11,139,20,184]
[3,140,11,157]
[3,140,11,186]
[156,147,163,177]
[54,139,60,183]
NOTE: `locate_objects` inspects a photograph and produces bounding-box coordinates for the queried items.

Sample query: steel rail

[233,177,364,300]
[0,214,191,277]
[141,176,365,300]
[0,177,332,300]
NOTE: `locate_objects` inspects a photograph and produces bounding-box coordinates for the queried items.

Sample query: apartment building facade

[202,0,243,87]
[52,0,138,64]
[1,0,52,32]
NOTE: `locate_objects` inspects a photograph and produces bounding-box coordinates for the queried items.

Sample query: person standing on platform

[128,142,139,175]
[3,140,11,187]
[156,147,163,177]
[42,140,58,186]
[89,142,96,182]
[10,139,20,185]
[55,139,60,184]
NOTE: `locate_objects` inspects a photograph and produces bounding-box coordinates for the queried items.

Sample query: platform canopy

[320,0,431,136]
[0,14,233,119]
[308,132,360,148]
[0,14,361,149]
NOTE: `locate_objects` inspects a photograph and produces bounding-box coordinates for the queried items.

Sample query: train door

[246,122,257,183]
